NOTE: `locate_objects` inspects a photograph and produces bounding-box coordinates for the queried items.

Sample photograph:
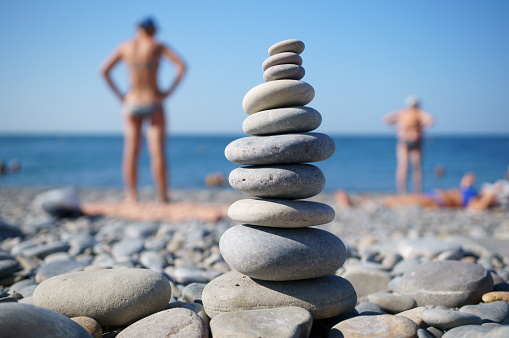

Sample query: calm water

[1,134,508,193]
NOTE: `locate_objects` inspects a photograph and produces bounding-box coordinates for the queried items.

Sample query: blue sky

[1,0,508,135]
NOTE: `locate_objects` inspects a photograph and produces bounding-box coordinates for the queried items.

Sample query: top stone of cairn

[268,39,305,56]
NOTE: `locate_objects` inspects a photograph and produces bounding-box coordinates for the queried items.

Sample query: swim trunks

[401,139,422,151]
[423,190,445,207]
[461,186,478,208]
[125,102,162,117]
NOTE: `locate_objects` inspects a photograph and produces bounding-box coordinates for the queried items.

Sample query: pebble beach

[0,186,508,337]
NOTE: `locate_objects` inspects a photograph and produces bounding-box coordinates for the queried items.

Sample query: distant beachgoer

[384,95,434,194]
[336,172,504,211]
[9,159,20,172]
[0,159,6,174]
[100,17,187,203]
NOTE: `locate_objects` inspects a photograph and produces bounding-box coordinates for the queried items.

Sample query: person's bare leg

[396,143,409,194]
[123,113,143,203]
[410,149,422,193]
[335,190,351,210]
[383,194,439,208]
[147,109,168,203]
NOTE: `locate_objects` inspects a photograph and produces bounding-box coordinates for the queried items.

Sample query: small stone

[242,80,314,115]
[355,301,385,314]
[422,308,482,329]
[0,220,24,240]
[459,301,509,323]
[210,306,312,338]
[165,266,221,285]
[0,259,21,279]
[243,106,322,136]
[397,238,462,259]
[391,258,422,276]
[441,325,495,337]
[117,308,207,338]
[329,314,418,338]
[268,39,305,56]
[202,271,356,320]
[219,225,346,281]
[21,241,71,259]
[35,259,87,283]
[225,132,335,166]
[33,268,171,326]
[32,186,82,218]
[71,316,102,338]
[396,261,493,307]
[261,52,302,71]
[483,291,509,303]
[182,283,206,303]
[341,267,391,297]
[417,328,435,338]
[139,250,166,272]
[228,164,325,199]
[111,238,145,259]
[367,292,417,314]
[485,327,509,337]
[397,306,428,328]
[228,198,334,228]
[263,64,305,82]
[0,302,91,337]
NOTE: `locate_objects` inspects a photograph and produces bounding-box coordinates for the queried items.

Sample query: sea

[1,134,508,193]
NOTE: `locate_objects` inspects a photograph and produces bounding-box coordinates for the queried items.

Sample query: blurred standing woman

[101,17,187,203]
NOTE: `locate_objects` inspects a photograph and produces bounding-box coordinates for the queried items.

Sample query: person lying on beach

[336,173,505,211]
[100,17,187,203]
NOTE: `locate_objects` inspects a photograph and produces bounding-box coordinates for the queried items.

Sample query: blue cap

[138,17,157,30]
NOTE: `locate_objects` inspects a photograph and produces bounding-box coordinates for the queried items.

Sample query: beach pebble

[210,306,312,338]
[355,301,385,314]
[111,238,145,259]
[32,186,82,218]
[397,238,462,259]
[243,106,322,136]
[228,198,335,228]
[220,225,346,281]
[228,164,325,199]
[397,306,428,328]
[441,325,497,337]
[367,292,417,314]
[35,259,87,283]
[459,301,509,323]
[494,282,509,291]
[391,257,422,276]
[341,267,391,297]
[485,327,509,337]
[261,52,302,71]
[396,261,494,307]
[124,223,158,239]
[329,314,419,338]
[33,268,171,326]
[0,259,21,279]
[268,39,305,56]
[0,220,24,240]
[263,64,305,82]
[225,132,335,166]
[9,279,38,297]
[0,302,91,337]
[182,283,206,303]
[117,308,207,338]
[165,266,221,284]
[422,308,483,329]
[139,250,166,272]
[483,291,509,302]
[21,241,70,259]
[242,80,314,115]
[202,271,356,319]
[71,316,102,338]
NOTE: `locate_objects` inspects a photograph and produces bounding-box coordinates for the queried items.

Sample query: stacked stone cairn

[202,39,357,322]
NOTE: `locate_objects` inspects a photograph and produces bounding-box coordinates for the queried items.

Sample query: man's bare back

[385,107,433,142]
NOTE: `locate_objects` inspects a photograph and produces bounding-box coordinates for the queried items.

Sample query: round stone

[70,316,102,338]
[225,132,335,165]
[367,292,417,314]
[459,301,509,323]
[422,308,483,329]
[219,224,346,281]
[262,52,302,71]
[116,308,207,338]
[242,80,314,115]
[263,64,305,82]
[228,198,335,228]
[202,271,357,320]
[0,302,91,337]
[329,315,419,338]
[396,261,494,307]
[268,39,305,56]
[228,164,325,199]
[243,106,321,135]
[33,268,171,326]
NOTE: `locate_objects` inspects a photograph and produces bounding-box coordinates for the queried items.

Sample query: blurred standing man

[101,17,187,203]
[384,95,434,194]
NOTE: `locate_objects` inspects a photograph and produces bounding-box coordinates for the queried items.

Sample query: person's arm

[160,44,187,99]
[100,45,124,102]
[420,111,434,129]
[383,111,399,125]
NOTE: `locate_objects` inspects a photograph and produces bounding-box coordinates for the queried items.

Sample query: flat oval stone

[330,314,419,338]
[483,291,509,303]
[268,39,305,56]
[202,271,357,320]
[117,308,207,338]
[228,198,335,227]
[396,261,494,307]
[219,224,346,281]
[459,301,509,323]
[367,292,417,314]
[422,308,482,329]
[0,302,91,337]
[262,52,302,71]
[242,80,314,115]
[263,64,305,82]
[225,133,335,165]
[442,325,497,337]
[228,164,325,199]
[243,106,322,135]
[33,268,171,326]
